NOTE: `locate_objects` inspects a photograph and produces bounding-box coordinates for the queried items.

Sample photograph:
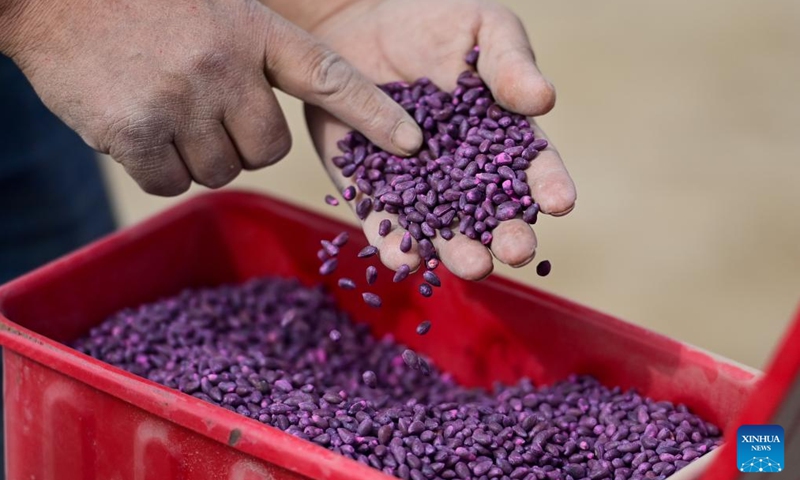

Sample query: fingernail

[391,121,422,155]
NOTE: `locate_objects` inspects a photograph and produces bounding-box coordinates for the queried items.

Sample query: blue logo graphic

[737,425,784,473]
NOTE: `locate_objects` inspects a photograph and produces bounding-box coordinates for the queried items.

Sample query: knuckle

[306,48,355,99]
[105,108,173,159]
[185,49,233,79]
[123,152,190,197]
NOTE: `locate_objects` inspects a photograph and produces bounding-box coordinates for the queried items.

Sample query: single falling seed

[280,309,296,327]
[319,258,338,276]
[320,240,339,257]
[402,349,419,369]
[536,260,552,277]
[337,278,356,290]
[342,186,356,201]
[393,264,411,283]
[366,266,378,285]
[332,231,349,247]
[329,330,341,341]
[362,370,377,388]
[324,194,339,206]
[426,258,440,270]
[416,320,432,335]
[362,292,382,308]
[378,219,392,237]
[399,232,413,253]
[418,357,431,376]
[357,245,379,258]
[422,271,441,287]
[316,249,328,262]
[419,283,433,298]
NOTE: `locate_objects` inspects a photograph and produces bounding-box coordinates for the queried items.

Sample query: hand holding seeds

[303,0,577,280]
[0,0,422,196]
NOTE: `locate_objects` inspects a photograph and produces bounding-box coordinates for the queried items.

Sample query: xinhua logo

[737,425,784,473]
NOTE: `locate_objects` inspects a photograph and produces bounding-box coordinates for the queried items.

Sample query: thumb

[262,13,422,156]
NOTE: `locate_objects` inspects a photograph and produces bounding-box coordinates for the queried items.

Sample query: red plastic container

[0,190,760,480]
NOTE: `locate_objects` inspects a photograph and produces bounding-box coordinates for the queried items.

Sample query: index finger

[263,14,423,157]
[477,5,556,117]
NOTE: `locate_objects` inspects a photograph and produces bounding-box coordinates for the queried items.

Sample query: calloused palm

[304,0,576,280]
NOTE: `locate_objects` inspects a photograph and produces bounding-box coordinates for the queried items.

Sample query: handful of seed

[319,47,552,315]
[73,276,722,480]
[332,47,545,264]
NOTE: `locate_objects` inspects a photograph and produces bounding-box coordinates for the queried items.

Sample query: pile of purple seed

[330,48,548,267]
[73,276,722,480]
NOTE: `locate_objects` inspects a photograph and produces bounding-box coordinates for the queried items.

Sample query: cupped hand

[0,0,421,195]
[303,0,576,280]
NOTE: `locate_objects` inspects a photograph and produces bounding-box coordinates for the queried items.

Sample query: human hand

[299,0,577,280]
[0,0,422,195]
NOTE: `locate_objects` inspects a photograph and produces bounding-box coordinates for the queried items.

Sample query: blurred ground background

[99,0,800,370]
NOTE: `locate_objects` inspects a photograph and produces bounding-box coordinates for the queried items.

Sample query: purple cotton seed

[536,260,552,277]
[366,266,378,285]
[399,232,413,253]
[393,264,411,283]
[75,273,723,480]
[362,292,382,308]
[332,231,350,247]
[319,258,338,276]
[422,271,441,287]
[356,198,373,220]
[522,205,539,224]
[402,349,419,369]
[321,240,339,257]
[357,245,379,258]
[416,320,432,335]
[495,201,522,221]
[419,283,433,298]
[480,231,493,245]
[325,195,340,206]
[342,186,356,201]
[362,370,378,388]
[378,219,392,237]
[317,249,328,262]
[426,258,440,270]
[337,278,356,290]
[329,330,342,341]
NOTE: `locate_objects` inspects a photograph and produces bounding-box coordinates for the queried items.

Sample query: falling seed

[422,271,440,287]
[321,240,339,257]
[402,349,419,369]
[362,292,382,308]
[337,278,356,290]
[419,283,433,298]
[393,264,411,283]
[316,249,328,262]
[324,195,340,206]
[536,260,551,277]
[416,320,431,335]
[362,370,377,388]
[329,330,341,341]
[366,266,378,285]
[332,231,349,247]
[342,186,356,201]
[319,258,338,276]
[358,245,379,258]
